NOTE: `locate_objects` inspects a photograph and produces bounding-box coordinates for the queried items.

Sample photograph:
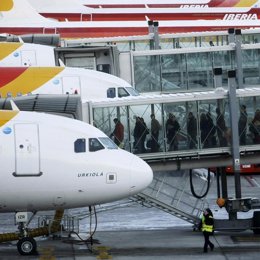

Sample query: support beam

[235,29,243,89]
[148,152,260,172]
[228,70,241,199]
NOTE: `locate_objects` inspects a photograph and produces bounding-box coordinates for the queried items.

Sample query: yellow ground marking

[95,246,112,259]
[38,246,56,260]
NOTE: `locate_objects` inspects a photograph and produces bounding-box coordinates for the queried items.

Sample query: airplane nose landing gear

[16,212,37,255]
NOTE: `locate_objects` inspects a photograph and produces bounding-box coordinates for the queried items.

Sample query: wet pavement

[0,227,260,259]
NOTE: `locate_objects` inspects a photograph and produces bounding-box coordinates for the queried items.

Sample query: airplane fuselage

[0,66,136,99]
[0,110,153,213]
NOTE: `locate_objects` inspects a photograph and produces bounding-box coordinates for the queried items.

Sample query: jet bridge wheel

[17,237,37,255]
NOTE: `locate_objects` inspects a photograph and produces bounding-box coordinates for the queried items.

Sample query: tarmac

[1,173,260,259]
[0,227,260,259]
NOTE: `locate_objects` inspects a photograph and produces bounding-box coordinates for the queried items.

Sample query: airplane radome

[0,110,153,213]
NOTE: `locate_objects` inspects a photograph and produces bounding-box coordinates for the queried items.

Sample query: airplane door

[61,76,81,94]
[14,124,41,176]
[21,50,37,66]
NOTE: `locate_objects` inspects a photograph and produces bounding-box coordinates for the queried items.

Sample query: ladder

[132,170,212,226]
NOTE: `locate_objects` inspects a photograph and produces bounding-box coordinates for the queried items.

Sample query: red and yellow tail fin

[0,0,13,11]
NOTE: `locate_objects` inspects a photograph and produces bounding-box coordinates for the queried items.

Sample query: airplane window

[118,87,130,98]
[107,88,116,98]
[125,87,140,96]
[74,138,86,153]
[99,137,118,149]
[89,138,105,152]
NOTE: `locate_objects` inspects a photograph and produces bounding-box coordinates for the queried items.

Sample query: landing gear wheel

[17,237,37,255]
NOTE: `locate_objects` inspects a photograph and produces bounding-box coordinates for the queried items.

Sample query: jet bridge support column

[148,20,154,50]
[213,68,229,204]
[235,29,243,88]
[227,70,241,220]
[228,70,241,200]
[228,28,243,89]
[220,167,228,199]
[147,20,160,50]
[228,28,235,44]
[153,21,160,50]
[235,29,243,89]
[214,71,257,231]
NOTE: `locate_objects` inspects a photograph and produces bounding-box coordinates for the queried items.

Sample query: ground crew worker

[199,208,215,253]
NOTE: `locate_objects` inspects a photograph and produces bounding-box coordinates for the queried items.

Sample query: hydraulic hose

[189,169,211,199]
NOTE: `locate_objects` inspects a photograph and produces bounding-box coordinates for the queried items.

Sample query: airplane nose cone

[129,156,153,195]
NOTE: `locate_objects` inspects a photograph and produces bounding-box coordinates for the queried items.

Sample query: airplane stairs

[132,170,214,227]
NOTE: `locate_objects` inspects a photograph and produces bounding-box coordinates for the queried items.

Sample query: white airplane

[0,42,56,67]
[0,65,139,99]
[29,0,260,23]
[80,0,255,8]
[0,108,153,255]
[80,0,210,6]
[2,0,260,38]
[28,0,92,21]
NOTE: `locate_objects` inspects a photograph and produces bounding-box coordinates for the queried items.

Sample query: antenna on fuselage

[10,100,20,111]
[58,59,65,67]
[18,36,24,43]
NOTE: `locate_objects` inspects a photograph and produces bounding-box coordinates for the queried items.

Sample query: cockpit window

[118,87,130,98]
[107,88,116,98]
[74,138,86,153]
[89,138,105,152]
[99,137,118,149]
[125,87,139,96]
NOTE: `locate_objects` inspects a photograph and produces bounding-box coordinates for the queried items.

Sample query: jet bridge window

[74,138,86,153]
[89,138,105,152]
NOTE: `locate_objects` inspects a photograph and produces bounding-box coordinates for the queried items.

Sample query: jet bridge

[83,76,260,232]
[83,87,260,163]
[60,28,260,94]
